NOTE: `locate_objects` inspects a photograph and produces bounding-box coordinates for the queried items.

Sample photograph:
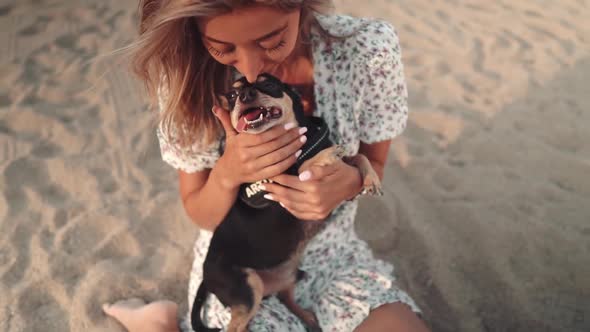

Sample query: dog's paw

[333,144,346,158]
[364,172,384,196]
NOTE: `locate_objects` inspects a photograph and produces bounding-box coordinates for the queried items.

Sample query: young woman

[102,1,430,331]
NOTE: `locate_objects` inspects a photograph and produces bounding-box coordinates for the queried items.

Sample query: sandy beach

[1,0,589,331]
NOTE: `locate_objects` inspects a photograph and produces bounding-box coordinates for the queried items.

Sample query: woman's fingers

[267,174,310,192]
[249,125,307,158]
[254,133,306,169]
[279,201,328,221]
[257,153,299,180]
[300,164,340,182]
[262,181,309,204]
[236,124,306,180]
[240,122,300,148]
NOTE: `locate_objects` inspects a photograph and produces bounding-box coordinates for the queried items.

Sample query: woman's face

[198,5,302,83]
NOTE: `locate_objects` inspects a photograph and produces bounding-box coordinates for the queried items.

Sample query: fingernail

[264,194,274,200]
[284,122,296,130]
[299,171,311,181]
[280,202,285,208]
[300,135,307,143]
[295,150,302,158]
[299,127,308,135]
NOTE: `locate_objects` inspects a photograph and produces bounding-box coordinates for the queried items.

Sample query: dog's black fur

[191,74,332,332]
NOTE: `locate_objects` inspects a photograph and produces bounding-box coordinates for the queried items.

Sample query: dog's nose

[239,87,257,103]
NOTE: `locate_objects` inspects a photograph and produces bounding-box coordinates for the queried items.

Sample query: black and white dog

[191,73,381,332]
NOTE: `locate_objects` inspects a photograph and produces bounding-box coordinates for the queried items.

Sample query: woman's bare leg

[102,298,180,332]
[354,302,431,332]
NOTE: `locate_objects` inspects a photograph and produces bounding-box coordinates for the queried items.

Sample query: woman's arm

[358,139,393,182]
[178,166,239,232]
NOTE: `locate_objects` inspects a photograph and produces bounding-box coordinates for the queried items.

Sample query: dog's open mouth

[237,106,283,132]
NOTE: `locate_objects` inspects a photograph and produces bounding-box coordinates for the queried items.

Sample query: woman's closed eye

[207,46,226,57]
[266,40,286,53]
[207,40,287,58]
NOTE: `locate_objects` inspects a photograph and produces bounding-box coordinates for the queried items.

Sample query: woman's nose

[235,52,264,83]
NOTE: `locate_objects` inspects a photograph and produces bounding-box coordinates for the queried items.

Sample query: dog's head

[217,73,304,134]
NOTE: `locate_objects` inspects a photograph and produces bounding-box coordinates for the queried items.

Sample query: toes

[102,298,146,317]
[102,303,112,315]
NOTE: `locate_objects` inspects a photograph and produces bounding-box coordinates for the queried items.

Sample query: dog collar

[293,116,331,170]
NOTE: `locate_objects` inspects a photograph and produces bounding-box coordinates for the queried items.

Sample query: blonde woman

[102,1,430,331]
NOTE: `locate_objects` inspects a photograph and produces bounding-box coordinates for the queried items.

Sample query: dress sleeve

[156,84,221,173]
[353,21,409,144]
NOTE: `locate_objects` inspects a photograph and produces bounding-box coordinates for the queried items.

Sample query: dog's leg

[297,145,382,196]
[343,154,383,196]
[226,268,264,332]
[277,284,322,332]
[297,145,344,172]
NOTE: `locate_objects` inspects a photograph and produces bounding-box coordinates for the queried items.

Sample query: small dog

[191,73,382,332]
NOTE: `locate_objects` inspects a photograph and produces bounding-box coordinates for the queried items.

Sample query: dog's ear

[284,83,303,104]
[283,82,301,98]
[216,94,230,110]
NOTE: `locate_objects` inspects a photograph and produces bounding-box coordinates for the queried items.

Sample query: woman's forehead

[198,6,299,44]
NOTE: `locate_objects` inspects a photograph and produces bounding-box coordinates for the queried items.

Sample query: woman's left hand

[261,159,362,221]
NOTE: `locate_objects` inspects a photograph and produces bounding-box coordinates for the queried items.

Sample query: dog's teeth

[245,112,265,125]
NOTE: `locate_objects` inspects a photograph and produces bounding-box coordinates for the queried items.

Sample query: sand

[1,0,588,331]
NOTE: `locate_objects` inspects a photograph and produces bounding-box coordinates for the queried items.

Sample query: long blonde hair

[132,0,335,149]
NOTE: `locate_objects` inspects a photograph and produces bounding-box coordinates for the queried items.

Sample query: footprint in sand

[49,256,88,297]
[56,210,139,259]
[17,283,69,332]
[0,245,16,278]
[1,222,34,286]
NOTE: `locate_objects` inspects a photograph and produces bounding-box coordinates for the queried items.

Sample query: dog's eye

[226,91,238,102]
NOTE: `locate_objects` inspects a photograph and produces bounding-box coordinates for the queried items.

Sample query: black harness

[234,116,332,209]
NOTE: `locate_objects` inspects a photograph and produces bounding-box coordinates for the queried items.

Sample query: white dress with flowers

[157,14,421,332]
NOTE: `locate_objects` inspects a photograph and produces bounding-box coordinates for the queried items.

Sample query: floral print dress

[157,14,421,332]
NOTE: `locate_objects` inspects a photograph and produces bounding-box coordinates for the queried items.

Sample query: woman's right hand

[211,106,308,190]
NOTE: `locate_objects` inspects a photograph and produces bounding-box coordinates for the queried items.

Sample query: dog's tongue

[236,117,248,132]
[244,109,264,121]
[236,109,264,132]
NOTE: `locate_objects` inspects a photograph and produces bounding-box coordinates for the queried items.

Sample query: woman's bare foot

[102,298,180,332]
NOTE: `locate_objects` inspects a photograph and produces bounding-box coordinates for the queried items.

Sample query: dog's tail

[190,282,220,332]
